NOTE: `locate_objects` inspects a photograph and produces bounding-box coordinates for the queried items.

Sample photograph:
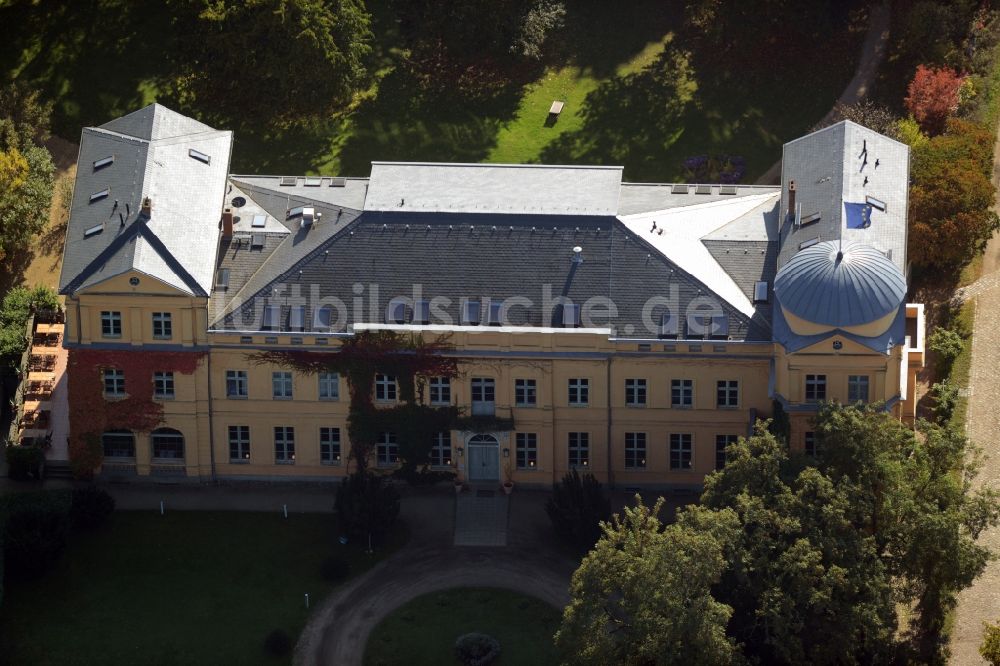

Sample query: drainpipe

[606,353,614,489]
[205,343,217,483]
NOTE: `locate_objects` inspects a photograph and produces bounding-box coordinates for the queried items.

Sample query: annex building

[56,104,925,488]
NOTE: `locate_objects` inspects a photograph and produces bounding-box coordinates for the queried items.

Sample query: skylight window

[800,212,821,226]
[461,300,481,326]
[188,148,211,164]
[84,224,104,238]
[287,206,304,219]
[251,214,266,228]
[562,303,581,328]
[90,188,110,203]
[865,195,886,212]
[262,305,280,330]
[304,177,321,187]
[658,312,678,339]
[93,156,114,170]
[488,301,504,326]
[289,305,305,331]
[215,268,230,289]
[314,305,333,330]
[753,281,768,303]
[280,176,297,186]
[386,301,406,324]
[799,237,820,250]
[330,177,346,187]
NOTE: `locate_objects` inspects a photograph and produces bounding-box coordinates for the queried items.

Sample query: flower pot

[454,482,464,495]
[502,481,514,495]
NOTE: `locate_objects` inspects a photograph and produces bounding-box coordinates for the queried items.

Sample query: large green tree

[169,0,373,126]
[555,498,740,666]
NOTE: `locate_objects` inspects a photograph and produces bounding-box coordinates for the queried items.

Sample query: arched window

[151,428,184,460]
[468,434,499,446]
[102,430,135,459]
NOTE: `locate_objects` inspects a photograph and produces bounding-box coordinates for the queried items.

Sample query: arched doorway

[466,434,499,482]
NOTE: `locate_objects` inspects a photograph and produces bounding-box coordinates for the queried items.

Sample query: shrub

[454,632,501,666]
[4,444,44,481]
[928,327,965,376]
[930,381,960,424]
[982,620,1000,665]
[320,554,352,584]
[70,486,115,530]
[2,501,69,578]
[262,629,292,657]
[906,64,965,135]
[335,472,400,546]
[545,470,611,553]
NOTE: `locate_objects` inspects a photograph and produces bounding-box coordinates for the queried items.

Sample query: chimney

[787,180,796,220]
[222,208,234,237]
[141,197,152,217]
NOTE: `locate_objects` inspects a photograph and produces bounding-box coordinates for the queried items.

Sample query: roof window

[753,280,768,303]
[461,299,481,326]
[188,148,211,164]
[90,188,110,203]
[84,223,104,238]
[93,156,114,170]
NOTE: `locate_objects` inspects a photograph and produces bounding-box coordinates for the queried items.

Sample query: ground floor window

[102,430,135,459]
[516,433,537,469]
[568,432,589,469]
[625,432,646,469]
[377,432,398,466]
[274,426,295,463]
[805,431,819,457]
[715,434,738,470]
[229,425,250,462]
[430,431,451,467]
[320,427,341,464]
[669,433,692,470]
[151,428,184,460]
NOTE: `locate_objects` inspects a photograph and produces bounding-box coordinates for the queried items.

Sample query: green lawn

[0,511,406,666]
[364,587,561,666]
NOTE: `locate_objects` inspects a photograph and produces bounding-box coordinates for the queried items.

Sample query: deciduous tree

[905,64,965,135]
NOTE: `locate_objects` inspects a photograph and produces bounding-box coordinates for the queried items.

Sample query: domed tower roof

[774,241,906,327]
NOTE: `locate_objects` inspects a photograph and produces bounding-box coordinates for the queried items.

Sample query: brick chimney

[141,197,152,217]
[787,180,796,221]
[222,208,234,237]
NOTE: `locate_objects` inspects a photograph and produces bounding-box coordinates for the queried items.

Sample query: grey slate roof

[618,183,780,216]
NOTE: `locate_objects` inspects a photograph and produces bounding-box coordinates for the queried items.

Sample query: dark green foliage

[545,470,611,552]
[982,620,1000,665]
[335,472,401,546]
[0,285,60,362]
[454,632,501,666]
[930,380,960,424]
[929,326,965,376]
[262,629,292,657]
[392,466,455,486]
[4,445,43,481]
[69,486,116,531]
[320,554,352,584]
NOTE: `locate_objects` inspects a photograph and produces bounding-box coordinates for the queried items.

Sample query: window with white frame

[671,379,693,407]
[568,431,589,468]
[715,434,738,470]
[625,379,647,407]
[318,372,340,400]
[103,368,125,397]
[516,433,537,469]
[625,432,646,469]
[716,380,739,407]
[430,431,451,467]
[847,375,870,403]
[804,431,819,457]
[274,426,295,463]
[272,371,293,399]
[805,374,827,402]
[101,310,122,337]
[471,378,495,415]
[429,377,451,405]
[229,425,250,462]
[151,312,172,339]
[515,379,537,407]
[669,433,693,470]
[320,427,341,464]
[226,370,248,398]
[375,374,397,401]
[377,431,398,466]
[568,378,589,406]
[153,371,175,399]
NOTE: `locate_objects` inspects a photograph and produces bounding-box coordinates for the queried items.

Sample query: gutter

[206,349,217,483]
[606,354,614,489]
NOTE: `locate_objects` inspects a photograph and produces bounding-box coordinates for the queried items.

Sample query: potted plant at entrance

[454,477,464,495]
[502,462,514,495]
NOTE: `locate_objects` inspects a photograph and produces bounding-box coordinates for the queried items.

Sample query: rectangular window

[226,370,248,398]
[515,379,537,407]
[669,433,693,470]
[229,425,250,462]
[274,426,295,463]
[625,379,647,407]
[671,379,693,407]
[320,427,341,465]
[568,379,589,406]
[377,432,398,466]
[461,299,481,325]
[715,434,738,470]
[318,372,340,400]
[625,432,647,469]
[716,380,739,407]
[429,377,451,405]
[471,378,496,415]
[272,371,293,399]
[804,431,819,457]
[431,432,452,467]
[289,306,305,331]
[103,368,125,397]
[375,374,397,401]
[151,312,172,339]
[153,371,175,399]
[516,433,537,469]
[101,311,122,337]
[753,280,769,303]
[805,374,827,402]
[568,432,589,468]
[848,375,870,403]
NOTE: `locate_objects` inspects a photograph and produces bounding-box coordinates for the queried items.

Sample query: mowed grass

[364,587,561,666]
[0,511,406,666]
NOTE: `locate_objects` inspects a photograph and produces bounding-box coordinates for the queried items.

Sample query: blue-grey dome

[774,241,906,327]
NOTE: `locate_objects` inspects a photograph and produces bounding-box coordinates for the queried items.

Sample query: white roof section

[364,162,623,216]
[619,191,780,317]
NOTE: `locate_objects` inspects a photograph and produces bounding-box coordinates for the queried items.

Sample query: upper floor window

[318,372,340,400]
[375,374,397,401]
[471,378,495,415]
[430,432,452,467]
[848,375,870,403]
[320,427,341,465]
[103,368,125,397]
[805,374,827,402]
[272,371,293,399]
[716,380,739,408]
[226,370,248,398]
[429,377,451,405]
[625,379,647,407]
[153,371,175,399]
[671,379,693,407]
[568,378,589,406]
[515,379,537,407]
[151,312,172,339]
[101,311,122,338]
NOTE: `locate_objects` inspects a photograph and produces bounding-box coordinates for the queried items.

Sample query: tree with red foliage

[905,64,965,136]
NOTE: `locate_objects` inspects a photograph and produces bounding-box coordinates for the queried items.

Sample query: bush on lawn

[70,486,116,530]
[928,326,965,376]
[335,472,400,546]
[4,445,44,481]
[263,629,292,657]
[320,554,352,584]
[454,632,501,666]
[545,470,611,553]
